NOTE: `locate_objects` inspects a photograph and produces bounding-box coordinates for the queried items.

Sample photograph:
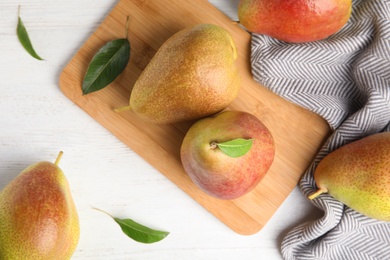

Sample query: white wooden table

[0,1,323,259]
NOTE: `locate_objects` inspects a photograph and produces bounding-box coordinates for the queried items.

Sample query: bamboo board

[59,0,331,235]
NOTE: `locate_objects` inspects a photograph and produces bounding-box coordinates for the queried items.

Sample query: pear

[180,110,275,200]
[0,152,80,259]
[116,23,241,124]
[238,0,352,43]
[309,132,390,221]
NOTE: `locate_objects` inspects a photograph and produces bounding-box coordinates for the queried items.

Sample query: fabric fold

[249,0,390,259]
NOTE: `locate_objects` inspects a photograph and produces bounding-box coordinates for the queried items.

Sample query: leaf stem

[54,151,63,166]
[125,16,130,39]
[92,207,115,219]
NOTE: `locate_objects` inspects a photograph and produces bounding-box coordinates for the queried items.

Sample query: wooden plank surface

[59,0,331,235]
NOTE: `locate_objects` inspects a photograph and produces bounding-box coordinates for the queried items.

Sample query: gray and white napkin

[249,0,390,259]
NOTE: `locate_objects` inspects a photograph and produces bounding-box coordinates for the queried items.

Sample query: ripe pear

[0,152,80,259]
[309,132,390,221]
[180,110,275,200]
[116,23,241,124]
[238,0,352,43]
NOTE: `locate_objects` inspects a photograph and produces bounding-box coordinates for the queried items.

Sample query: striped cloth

[249,0,390,259]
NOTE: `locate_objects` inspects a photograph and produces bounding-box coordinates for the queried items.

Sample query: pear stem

[308,187,328,200]
[54,151,63,166]
[210,142,218,150]
[114,105,132,113]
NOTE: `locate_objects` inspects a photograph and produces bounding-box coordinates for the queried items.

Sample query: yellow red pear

[0,152,80,259]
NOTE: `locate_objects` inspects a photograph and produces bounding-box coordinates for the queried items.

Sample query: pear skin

[0,152,80,259]
[121,23,240,124]
[309,132,390,221]
[238,0,352,43]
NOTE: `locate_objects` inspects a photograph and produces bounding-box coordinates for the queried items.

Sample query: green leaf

[82,38,130,95]
[82,16,131,94]
[216,138,254,158]
[17,6,43,60]
[93,208,169,244]
[114,217,169,244]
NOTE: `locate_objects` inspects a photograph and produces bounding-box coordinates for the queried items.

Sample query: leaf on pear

[216,138,254,158]
[82,38,130,95]
[17,6,43,60]
[94,208,169,244]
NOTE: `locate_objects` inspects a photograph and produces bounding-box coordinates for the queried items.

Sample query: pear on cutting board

[116,23,241,124]
[309,132,390,221]
[0,152,80,259]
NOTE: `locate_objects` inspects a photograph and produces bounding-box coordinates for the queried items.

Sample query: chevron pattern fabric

[249,0,390,259]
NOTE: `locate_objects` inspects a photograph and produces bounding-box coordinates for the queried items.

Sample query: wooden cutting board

[59,0,331,235]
